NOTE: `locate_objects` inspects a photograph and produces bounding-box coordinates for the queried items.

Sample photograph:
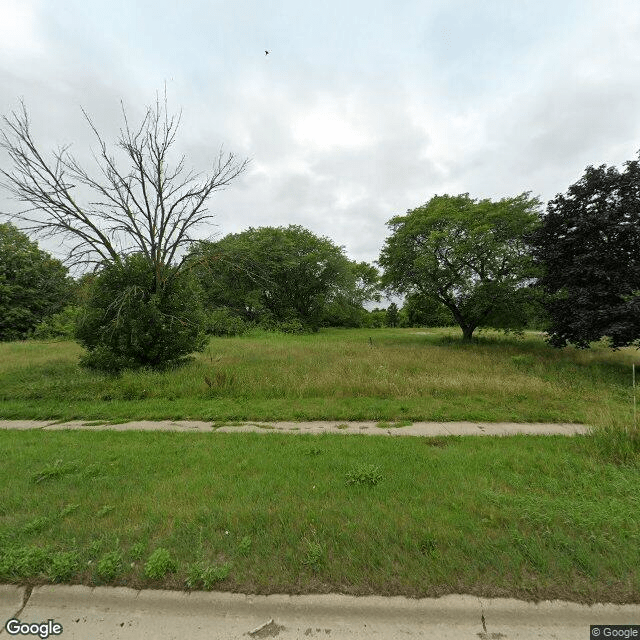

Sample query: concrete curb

[0,420,591,437]
[2,586,638,639]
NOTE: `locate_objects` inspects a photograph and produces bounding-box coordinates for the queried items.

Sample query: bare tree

[0,94,250,285]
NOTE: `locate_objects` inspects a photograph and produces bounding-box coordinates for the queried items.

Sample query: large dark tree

[531,157,640,348]
[0,222,72,340]
[379,193,542,340]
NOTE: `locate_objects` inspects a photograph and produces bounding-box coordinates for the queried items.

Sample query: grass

[0,327,638,425]
[0,429,638,602]
[1,327,639,602]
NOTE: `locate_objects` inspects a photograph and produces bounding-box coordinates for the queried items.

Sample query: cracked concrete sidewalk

[0,420,590,436]
[1,585,638,639]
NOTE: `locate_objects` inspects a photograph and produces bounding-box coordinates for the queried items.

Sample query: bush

[31,306,80,340]
[75,255,207,372]
[258,315,307,334]
[206,308,249,337]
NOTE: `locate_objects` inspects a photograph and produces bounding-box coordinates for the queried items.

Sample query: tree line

[1,97,638,371]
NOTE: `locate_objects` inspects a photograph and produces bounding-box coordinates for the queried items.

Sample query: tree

[0,222,72,340]
[75,253,207,371]
[321,261,380,327]
[379,193,542,341]
[191,225,378,331]
[530,157,640,348]
[385,302,399,327]
[401,292,454,327]
[0,95,248,367]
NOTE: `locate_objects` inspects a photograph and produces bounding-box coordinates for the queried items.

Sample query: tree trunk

[462,325,475,341]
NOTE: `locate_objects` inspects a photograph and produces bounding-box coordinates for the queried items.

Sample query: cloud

[2,0,640,269]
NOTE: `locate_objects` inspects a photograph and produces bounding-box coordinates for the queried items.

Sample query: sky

[1,0,640,274]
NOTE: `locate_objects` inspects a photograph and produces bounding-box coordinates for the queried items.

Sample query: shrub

[75,254,207,372]
[206,308,249,337]
[258,316,307,334]
[31,306,80,340]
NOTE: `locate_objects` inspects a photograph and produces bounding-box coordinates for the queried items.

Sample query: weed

[511,354,535,368]
[345,464,383,487]
[587,423,640,466]
[144,548,177,580]
[305,446,322,456]
[301,538,324,571]
[336,423,349,430]
[237,536,252,556]
[375,420,412,429]
[80,463,107,479]
[129,542,146,561]
[31,460,78,484]
[204,371,236,391]
[60,504,80,517]
[49,551,80,582]
[96,505,115,518]
[22,516,51,535]
[423,437,449,448]
[186,561,230,589]
[87,539,104,558]
[418,532,438,557]
[95,550,123,582]
[0,546,50,580]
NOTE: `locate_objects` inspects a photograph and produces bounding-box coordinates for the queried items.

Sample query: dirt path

[0,420,590,436]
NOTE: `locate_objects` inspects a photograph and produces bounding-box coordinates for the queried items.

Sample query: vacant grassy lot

[0,429,638,602]
[0,328,637,424]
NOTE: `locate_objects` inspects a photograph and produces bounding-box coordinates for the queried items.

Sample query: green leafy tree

[322,261,380,327]
[75,254,207,371]
[366,308,387,328]
[385,302,399,327]
[0,222,72,341]
[192,225,377,331]
[379,193,542,341]
[530,157,640,348]
[402,292,455,327]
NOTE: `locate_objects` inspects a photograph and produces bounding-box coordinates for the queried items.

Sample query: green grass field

[1,327,639,601]
[1,429,638,602]
[0,328,637,425]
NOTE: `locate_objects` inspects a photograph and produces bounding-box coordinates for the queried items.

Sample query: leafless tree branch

[0,95,250,281]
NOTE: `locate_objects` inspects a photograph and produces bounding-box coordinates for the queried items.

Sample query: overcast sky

[2,0,640,270]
